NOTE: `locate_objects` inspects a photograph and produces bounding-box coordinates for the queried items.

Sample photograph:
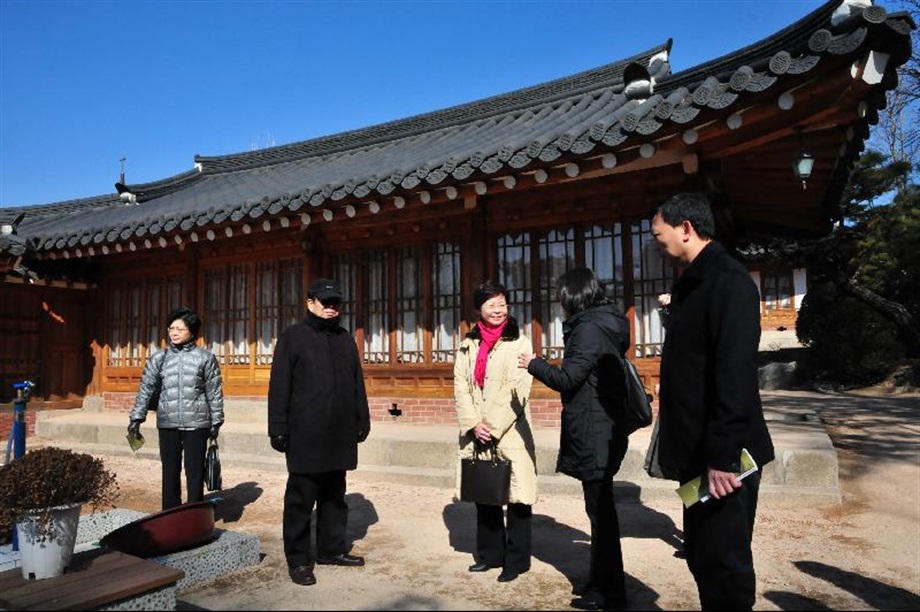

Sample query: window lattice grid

[584,223,625,308]
[126,285,143,367]
[762,270,793,310]
[145,279,163,358]
[497,232,533,340]
[105,274,184,367]
[255,262,279,366]
[332,255,356,334]
[539,228,576,359]
[631,220,671,358]
[226,264,250,365]
[203,268,229,364]
[396,247,424,364]
[363,250,390,364]
[106,285,125,367]
[432,242,460,364]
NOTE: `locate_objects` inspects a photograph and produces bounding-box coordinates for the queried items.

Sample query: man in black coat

[268,278,371,586]
[651,193,774,610]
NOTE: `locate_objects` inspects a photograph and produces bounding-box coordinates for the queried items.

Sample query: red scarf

[474,320,507,388]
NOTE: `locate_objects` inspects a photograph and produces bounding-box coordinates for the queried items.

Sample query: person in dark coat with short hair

[650,192,775,611]
[519,267,631,610]
[268,278,371,587]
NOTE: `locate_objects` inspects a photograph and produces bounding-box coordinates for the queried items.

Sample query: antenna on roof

[119,156,127,184]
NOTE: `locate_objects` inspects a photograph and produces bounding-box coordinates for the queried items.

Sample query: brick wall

[91,392,569,429]
[0,404,37,447]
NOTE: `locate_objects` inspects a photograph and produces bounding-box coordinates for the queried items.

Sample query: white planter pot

[16,502,83,580]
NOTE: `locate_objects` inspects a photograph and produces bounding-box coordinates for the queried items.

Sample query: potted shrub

[0,446,119,580]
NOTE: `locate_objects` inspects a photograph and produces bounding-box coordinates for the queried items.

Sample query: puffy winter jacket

[130,341,225,430]
[527,302,630,481]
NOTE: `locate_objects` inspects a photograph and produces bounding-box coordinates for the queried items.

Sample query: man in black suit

[650,193,775,610]
[268,278,371,586]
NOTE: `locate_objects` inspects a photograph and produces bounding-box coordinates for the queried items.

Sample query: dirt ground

[90,389,918,611]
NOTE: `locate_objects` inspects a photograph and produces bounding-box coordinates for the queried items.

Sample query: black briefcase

[460,442,511,506]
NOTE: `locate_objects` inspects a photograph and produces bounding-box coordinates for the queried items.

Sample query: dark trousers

[283,470,348,568]
[682,471,761,611]
[582,478,626,602]
[474,502,532,574]
[158,427,209,510]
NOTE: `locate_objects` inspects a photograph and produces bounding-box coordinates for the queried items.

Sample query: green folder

[126,431,145,453]
[676,448,758,508]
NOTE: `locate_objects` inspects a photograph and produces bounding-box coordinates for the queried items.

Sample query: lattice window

[333,255,356,334]
[363,250,389,364]
[762,269,794,311]
[585,223,625,308]
[255,258,303,365]
[396,246,424,363]
[497,232,532,340]
[539,228,576,359]
[105,273,184,367]
[432,242,460,364]
[631,219,672,358]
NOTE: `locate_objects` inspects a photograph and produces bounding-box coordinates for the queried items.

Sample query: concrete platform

[1,507,261,604]
[29,391,841,505]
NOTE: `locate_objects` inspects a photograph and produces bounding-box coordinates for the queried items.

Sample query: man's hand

[209,424,221,440]
[357,429,369,443]
[270,435,289,453]
[707,467,742,500]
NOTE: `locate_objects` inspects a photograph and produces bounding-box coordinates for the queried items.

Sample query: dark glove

[127,420,142,437]
[270,435,289,453]
[209,425,221,440]
[357,429,369,443]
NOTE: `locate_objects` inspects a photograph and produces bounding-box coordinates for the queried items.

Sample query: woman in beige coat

[454,280,536,583]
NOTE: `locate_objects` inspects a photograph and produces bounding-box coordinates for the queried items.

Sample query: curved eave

[5,0,914,260]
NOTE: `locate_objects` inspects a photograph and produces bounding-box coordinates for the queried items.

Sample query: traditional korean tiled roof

[1,0,914,262]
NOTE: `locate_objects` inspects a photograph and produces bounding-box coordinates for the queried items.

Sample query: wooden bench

[0,549,185,610]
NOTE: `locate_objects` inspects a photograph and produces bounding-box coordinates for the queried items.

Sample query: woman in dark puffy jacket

[128,307,225,509]
[518,267,630,610]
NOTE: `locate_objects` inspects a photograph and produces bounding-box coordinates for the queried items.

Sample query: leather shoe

[497,568,528,582]
[315,553,365,567]
[468,562,500,572]
[288,565,316,586]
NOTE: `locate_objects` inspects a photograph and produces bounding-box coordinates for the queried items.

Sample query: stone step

[34,392,842,504]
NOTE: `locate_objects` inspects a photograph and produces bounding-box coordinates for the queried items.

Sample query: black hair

[556,267,608,317]
[166,306,202,338]
[473,280,509,311]
[652,192,716,240]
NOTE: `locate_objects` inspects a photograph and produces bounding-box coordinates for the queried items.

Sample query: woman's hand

[471,422,492,444]
[518,352,536,369]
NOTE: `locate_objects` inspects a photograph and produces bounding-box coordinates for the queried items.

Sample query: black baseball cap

[308,278,343,302]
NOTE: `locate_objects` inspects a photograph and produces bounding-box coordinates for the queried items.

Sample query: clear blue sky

[0,0,828,208]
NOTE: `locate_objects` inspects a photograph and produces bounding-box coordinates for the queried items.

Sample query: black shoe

[572,592,627,611]
[497,567,528,582]
[315,553,365,567]
[288,565,316,586]
[572,580,597,595]
[468,562,500,572]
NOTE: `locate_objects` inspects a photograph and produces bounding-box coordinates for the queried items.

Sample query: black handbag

[643,418,680,481]
[205,439,222,492]
[460,441,511,506]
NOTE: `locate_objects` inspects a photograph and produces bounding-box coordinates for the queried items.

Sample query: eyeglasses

[167,326,189,332]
